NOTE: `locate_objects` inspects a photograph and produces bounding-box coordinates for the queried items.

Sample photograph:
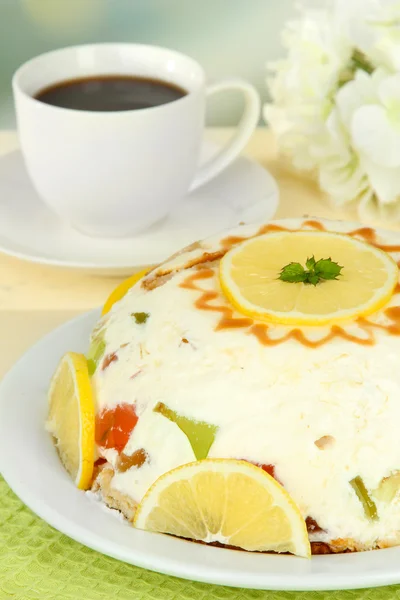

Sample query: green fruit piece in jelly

[350,476,378,520]
[154,402,218,460]
[373,471,400,503]
[87,338,106,376]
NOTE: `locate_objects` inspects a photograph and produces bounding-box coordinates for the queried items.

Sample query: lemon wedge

[101,269,149,316]
[46,352,95,490]
[220,231,398,326]
[134,459,311,557]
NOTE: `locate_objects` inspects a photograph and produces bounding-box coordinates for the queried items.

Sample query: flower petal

[358,188,400,226]
[360,154,400,204]
[263,105,291,135]
[336,71,379,128]
[319,160,369,205]
[351,105,400,167]
[378,72,400,107]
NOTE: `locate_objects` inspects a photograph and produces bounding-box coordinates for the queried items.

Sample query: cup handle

[189,78,260,192]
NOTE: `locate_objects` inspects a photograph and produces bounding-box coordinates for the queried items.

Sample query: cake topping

[219,231,399,326]
[133,459,311,558]
[46,352,95,490]
[279,256,343,286]
[102,269,149,316]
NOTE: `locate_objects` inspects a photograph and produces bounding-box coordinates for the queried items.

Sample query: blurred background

[0,0,296,128]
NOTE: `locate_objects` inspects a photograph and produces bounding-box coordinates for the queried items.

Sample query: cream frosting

[91,218,400,548]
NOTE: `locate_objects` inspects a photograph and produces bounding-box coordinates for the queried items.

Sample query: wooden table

[0,127,361,378]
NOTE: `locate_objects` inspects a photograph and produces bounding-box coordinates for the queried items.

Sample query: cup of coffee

[13,43,260,238]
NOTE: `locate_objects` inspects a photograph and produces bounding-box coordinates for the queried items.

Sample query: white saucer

[0,140,279,275]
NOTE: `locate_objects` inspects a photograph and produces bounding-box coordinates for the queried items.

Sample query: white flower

[337,0,400,71]
[314,68,400,222]
[312,107,372,210]
[342,69,400,220]
[264,3,352,170]
[265,0,400,223]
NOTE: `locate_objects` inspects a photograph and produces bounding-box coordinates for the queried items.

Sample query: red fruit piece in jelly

[260,464,276,478]
[95,404,138,453]
[239,459,277,480]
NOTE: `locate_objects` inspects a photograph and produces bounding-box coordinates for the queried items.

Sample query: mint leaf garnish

[313,258,343,280]
[278,262,306,283]
[306,256,316,270]
[279,256,343,286]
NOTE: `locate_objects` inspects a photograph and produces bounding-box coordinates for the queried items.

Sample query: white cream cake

[90,217,400,553]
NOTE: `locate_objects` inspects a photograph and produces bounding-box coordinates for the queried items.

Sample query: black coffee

[34,75,187,112]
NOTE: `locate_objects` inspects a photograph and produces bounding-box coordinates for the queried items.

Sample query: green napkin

[1,476,400,600]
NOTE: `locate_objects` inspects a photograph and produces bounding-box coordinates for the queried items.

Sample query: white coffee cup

[13,43,260,238]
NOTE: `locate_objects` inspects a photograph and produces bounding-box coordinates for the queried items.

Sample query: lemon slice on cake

[102,268,149,315]
[220,231,398,326]
[46,352,95,489]
[134,459,311,557]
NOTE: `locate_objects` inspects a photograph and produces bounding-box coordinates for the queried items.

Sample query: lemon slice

[46,352,95,490]
[134,459,311,557]
[220,231,399,326]
[101,268,149,316]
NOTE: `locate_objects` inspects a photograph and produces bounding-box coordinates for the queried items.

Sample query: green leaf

[132,312,150,324]
[314,258,343,280]
[279,256,343,286]
[308,274,320,286]
[279,262,306,283]
[306,256,316,270]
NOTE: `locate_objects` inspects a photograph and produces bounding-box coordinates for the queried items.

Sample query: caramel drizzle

[220,220,400,253]
[180,269,253,330]
[180,270,379,348]
[249,323,376,348]
[301,219,326,231]
[347,227,400,253]
[220,224,290,250]
[180,220,400,348]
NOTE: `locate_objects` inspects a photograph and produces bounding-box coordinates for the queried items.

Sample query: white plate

[1,311,400,591]
[0,140,278,275]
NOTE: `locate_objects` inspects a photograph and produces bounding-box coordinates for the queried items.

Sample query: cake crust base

[91,465,400,555]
